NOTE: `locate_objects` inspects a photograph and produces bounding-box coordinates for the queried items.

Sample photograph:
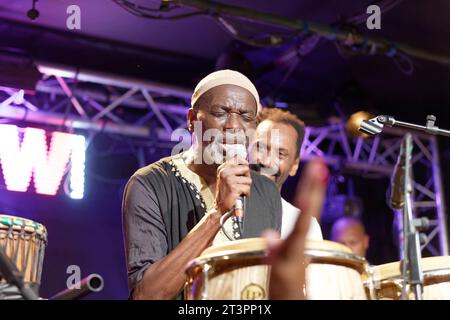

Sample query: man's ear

[363,235,370,251]
[187,108,196,132]
[289,157,300,176]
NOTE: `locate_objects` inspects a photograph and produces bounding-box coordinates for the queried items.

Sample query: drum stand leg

[412,284,423,300]
[365,267,377,300]
[0,246,39,300]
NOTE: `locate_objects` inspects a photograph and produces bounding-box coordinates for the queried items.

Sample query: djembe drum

[185,238,370,300]
[0,215,48,296]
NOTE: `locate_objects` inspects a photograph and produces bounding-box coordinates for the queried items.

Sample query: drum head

[188,238,368,276]
[200,238,353,258]
[0,215,47,240]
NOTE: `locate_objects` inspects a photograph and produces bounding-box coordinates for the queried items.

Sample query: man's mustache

[212,131,247,145]
[250,163,281,178]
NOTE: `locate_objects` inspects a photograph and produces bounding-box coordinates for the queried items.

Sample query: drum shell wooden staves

[185,238,370,300]
[0,215,48,291]
[369,256,450,300]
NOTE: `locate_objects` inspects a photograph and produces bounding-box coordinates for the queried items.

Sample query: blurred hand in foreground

[263,158,329,299]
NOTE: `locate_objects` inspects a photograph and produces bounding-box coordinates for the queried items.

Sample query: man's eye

[241,114,255,122]
[211,111,226,117]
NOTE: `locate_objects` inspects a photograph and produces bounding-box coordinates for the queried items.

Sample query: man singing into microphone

[122,70,282,300]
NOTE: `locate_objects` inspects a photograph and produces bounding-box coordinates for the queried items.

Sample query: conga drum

[185,238,370,300]
[369,256,450,299]
[0,215,48,295]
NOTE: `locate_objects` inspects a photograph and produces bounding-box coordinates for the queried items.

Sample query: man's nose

[257,154,273,169]
[223,112,244,131]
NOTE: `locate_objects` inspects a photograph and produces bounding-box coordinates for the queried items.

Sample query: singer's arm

[122,161,251,300]
[131,212,222,300]
[123,176,223,300]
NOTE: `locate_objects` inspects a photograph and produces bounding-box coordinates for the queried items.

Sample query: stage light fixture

[26,0,40,21]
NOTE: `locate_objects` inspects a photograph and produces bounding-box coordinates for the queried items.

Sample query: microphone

[223,143,248,238]
[359,115,395,136]
[234,196,245,230]
[390,139,406,209]
[359,117,384,136]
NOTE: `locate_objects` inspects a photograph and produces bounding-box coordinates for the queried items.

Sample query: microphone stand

[0,246,39,300]
[400,133,423,300]
[361,114,450,137]
[359,114,450,300]
[50,274,104,300]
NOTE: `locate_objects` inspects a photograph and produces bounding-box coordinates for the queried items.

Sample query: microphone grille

[224,144,247,160]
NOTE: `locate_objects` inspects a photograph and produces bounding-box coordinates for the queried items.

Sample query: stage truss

[0,63,447,256]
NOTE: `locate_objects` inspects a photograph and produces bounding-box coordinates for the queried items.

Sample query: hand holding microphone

[214,144,251,216]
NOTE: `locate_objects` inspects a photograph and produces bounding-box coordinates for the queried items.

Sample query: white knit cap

[191,69,261,112]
